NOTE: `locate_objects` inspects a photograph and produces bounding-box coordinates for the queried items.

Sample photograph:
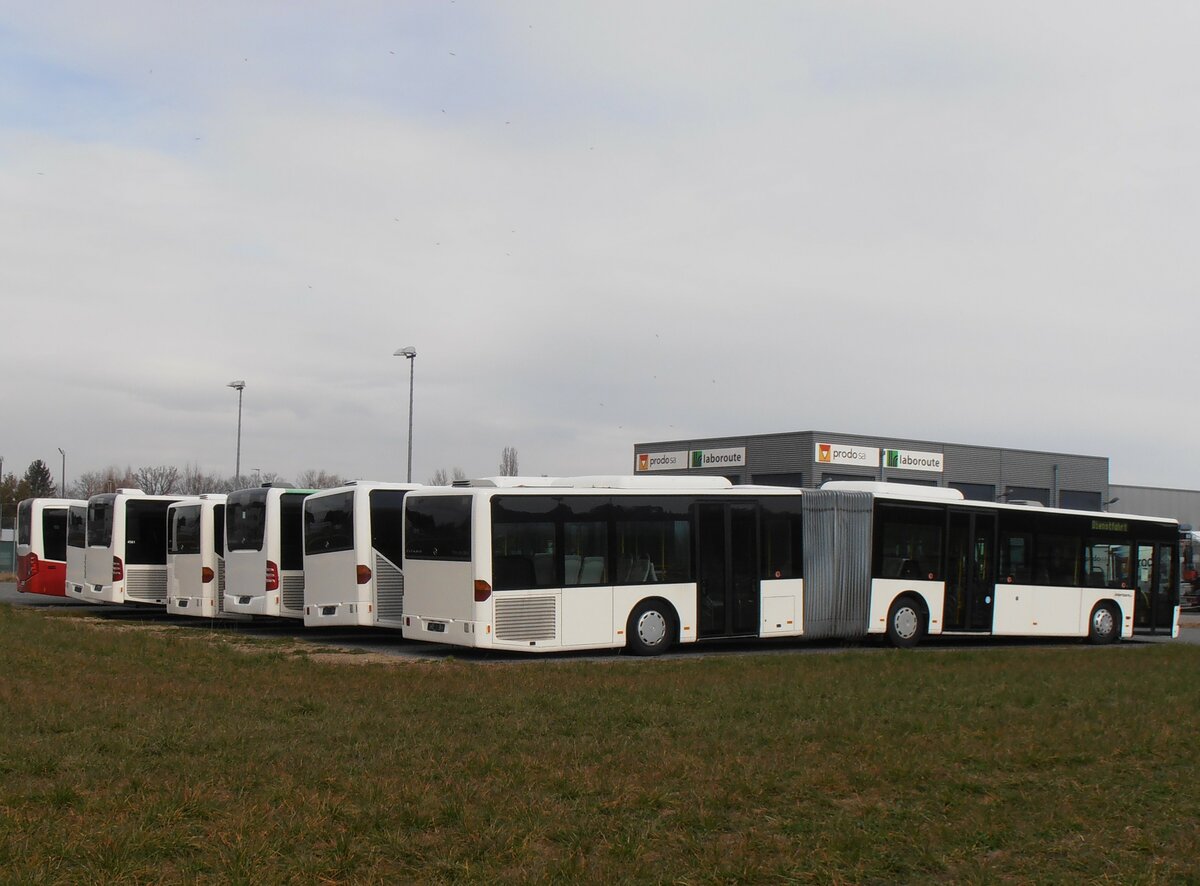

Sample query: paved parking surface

[2,582,1197,661]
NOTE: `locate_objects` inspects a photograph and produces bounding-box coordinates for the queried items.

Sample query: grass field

[1,604,1199,884]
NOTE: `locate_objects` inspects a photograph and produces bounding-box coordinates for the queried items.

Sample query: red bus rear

[15,498,72,597]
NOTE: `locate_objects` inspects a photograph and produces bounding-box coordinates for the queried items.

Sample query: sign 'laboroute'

[816,442,880,468]
[883,448,944,473]
[690,447,746,469]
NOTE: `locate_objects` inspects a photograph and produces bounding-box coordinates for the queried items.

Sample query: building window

[752,472,804,488]
[950,482,995,502]
[1060,490,1103,511]
[1004,486,1050,506]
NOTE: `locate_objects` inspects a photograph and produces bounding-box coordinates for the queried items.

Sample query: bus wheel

[1088,603,1120,645]
[886,596,925,648]
[627,600,675,656]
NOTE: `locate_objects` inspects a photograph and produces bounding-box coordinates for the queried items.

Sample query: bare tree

[179,462,221,495]
[429,467,467,485]
[296,469,344,489]
[69,465,138,498]
[500,446,519,477]
[135,465,181,495]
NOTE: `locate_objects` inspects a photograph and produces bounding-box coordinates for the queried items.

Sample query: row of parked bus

[14,476,1185,654]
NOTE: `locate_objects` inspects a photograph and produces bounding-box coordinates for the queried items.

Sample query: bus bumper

[304,602,374,628]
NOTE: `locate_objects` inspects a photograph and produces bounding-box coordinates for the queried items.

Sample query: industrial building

[634,429,1195,526]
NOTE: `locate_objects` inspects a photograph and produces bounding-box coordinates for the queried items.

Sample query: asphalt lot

[2,582,1197,661]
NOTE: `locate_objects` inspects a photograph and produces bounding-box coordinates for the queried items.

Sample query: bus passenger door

[696,502,759,639]
[944,511,996,632]
[1134,542,1176,635]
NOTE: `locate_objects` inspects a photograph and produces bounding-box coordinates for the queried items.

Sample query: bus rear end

[304,484,413,629]
[224,488,275,616]
[16,499,71,597]
[401,491,482,649]
[65,504,87,599]
[167,502,203,615]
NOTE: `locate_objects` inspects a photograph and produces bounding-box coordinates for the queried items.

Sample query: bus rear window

[68,506,87,548]
[227,490,268,552]
[406,495,471,561]
[126,500,172,566]
[16,501,32,546]
[170,506,202,555]
[89,497,115,548]
[305,491,355,555]
[42,509,67,562]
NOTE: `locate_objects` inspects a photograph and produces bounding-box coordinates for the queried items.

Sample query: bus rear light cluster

[24,553,40,578]
[112,556,124,582]
[201,567,215,584]
[474,580,492,602]
[356,564,372,585]
[265,561,280,591]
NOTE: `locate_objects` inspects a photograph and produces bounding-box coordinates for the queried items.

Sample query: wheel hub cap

[894,607,918,639]
[638,611,667,646]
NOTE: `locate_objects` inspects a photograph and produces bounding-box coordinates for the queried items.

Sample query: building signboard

[690,447,746,469]
[816,442,880,468]
[883,448,944,473]
[636,451,689,472]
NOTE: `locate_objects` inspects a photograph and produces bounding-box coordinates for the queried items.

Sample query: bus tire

[886,595,926,648]
[1088,602,1120,645]
[626,599,676,656]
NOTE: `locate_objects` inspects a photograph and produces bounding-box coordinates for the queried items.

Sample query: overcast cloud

[3,2,1198,489]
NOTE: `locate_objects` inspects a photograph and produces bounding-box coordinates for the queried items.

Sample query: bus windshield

[227,490,268,552]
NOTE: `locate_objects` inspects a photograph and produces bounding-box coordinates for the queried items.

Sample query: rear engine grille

[374,553,404,623]
[126,567,167,602]
[495,595,557,642]
[281,574,305,612]
[217,558,226,613]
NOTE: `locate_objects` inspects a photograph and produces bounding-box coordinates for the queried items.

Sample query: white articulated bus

[302,481,420,628]
[65,502,89,600]
[167,495,241,619]
[15,498,87,598]
[85,489,195,605]
[400,478,1180,655]
[224,485,316,619]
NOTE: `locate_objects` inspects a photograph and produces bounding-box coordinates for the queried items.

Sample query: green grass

[2,603,1199,884]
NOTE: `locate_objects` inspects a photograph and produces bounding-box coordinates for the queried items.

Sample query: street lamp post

[393,347,417,483]
[58,448,65,498]
[227,381,246,481]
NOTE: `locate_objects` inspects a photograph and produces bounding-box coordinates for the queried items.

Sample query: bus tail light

[474,580,492,602]
[201,567,215,584]
[112,557,124,582]
[265,561,280,591]
[25,553,40,578]
[356,564,372,585]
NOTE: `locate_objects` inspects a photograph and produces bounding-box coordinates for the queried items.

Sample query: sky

[3,2,1199,490]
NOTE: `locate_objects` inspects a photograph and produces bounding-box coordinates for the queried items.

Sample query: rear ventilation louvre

[374,553,405,623]
[494,596,557,642]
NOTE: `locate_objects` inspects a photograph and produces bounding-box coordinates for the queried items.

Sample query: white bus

[302,481,420,628]
[15,498,86,598]
[224,485,316,619]
[400,478,1180,655]
[166,495,241,619]
[85,489,195,605]
[65,502,89,600]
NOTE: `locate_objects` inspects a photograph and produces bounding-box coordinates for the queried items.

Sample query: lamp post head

[227,380,246,391]
[393,347,417,359]
[58,447,64,457]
